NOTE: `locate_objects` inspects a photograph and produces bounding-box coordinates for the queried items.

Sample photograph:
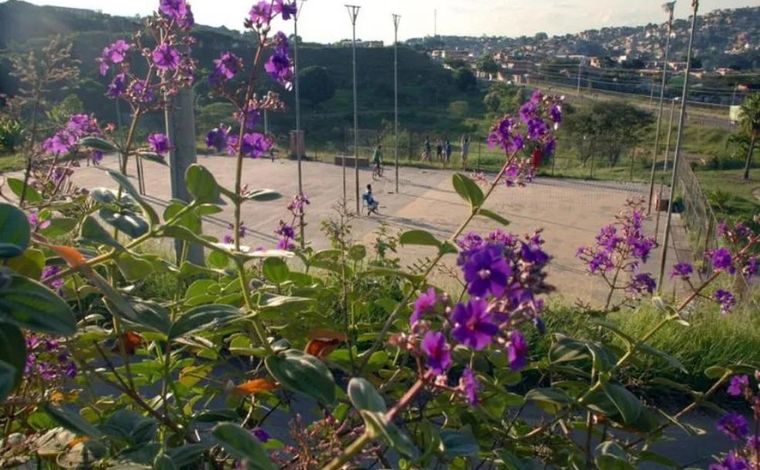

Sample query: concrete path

[65,155,691,306]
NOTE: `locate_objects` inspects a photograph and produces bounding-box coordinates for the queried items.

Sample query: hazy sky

[9,0,757,44]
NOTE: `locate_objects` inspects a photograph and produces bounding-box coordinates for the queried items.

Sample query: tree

[477,55,499,76]
[453,68,476,92]
[739,92,760,180]
[299,66,336,109]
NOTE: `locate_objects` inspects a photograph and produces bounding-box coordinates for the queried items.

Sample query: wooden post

[165,88,204,265]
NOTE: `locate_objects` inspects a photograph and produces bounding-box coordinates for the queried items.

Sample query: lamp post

[653,97,678,243]
[294,0,306,248]
[647,2,676,215]
[346,4,361,214]
[657,0,699,291]
[393,13,401,194]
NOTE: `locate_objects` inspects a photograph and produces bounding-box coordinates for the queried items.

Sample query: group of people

[421,136,470,168]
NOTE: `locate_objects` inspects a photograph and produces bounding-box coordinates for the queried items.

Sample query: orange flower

[233,378,277,396]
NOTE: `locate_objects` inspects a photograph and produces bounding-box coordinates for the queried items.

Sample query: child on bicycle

[372,144,383,177]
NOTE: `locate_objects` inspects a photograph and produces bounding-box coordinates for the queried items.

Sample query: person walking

[444,139,453,166]
[372,144,384,178]
[422,137,431,161]
[460,135,470,170]
[435,139,443,162]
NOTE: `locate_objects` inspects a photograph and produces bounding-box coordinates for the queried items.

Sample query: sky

[8,0,758,44]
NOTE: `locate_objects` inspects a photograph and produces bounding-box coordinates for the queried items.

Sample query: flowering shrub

[2,1,760,469]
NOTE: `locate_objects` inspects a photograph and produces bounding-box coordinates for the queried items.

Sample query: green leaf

[39,218,78,238]
[638,450,681,468]
[359,410,418,459]
[153,454,176,470]
[452,173,484,208]
[212,423,275,470]
[0,360,16,403]
[6,177,42,203]
[0,323,25,390]
[243,189,282,201]
[549,335,589,364]
[186,165,220,204]
[78,136,119,152]
[169,304,240,340]
[166,443,212,467]
[348,244,367,261]
[477,208,510,226]
[116,253,155,282]
[441,426,479,457]
[262,258,289,285]
[108,170,160,225]
[138,152,167,165]
[117,300,172,336]
[89,187,119,205]
[79,216,124,250]
[348,378,386,412]
[601,383,643,425]
[639,343,687,373]
[44,404,102,438]
[265,349,336,406]
[705,365,731,379]
[524,388,573,406]
[595,441,634,470]
[6,248,45,279]
[99,208,149,238]
[399,230,441,247]
[0,203,31,259]
[0,273,76,336]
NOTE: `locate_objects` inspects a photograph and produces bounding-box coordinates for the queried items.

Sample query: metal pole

[576,58,583,95]
[647,2,676,215]
[264,109,268,134]
[657,0,699,292]
[393,14,401,194]
[294,0,306,248]
[654,97,677,243]
[346,5,361,214]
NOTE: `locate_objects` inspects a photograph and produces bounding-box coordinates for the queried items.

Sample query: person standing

[435,139,443,162]
[444,139,453,166]
[422,137,431,161]
[460,135,470,169]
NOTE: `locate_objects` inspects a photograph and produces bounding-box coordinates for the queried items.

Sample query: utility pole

[346,4,361,214]
[294,0,306,248]
[654,97,678,243]
[657,0,699,292]
[647,1,676,215]
[393,13,401,194]
[576,57,584,95]
[165,88,203,265]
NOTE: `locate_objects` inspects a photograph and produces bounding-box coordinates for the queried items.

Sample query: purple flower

[129,80,156,103]
[240,133,272,158]
[519,101,537,124]
[744,257,758,278]
[274,0,298,20]
[265,49,294,90]
[206,126,230,152]
[526,118,548,140]
[507,330,528,370]
[628,273,656,295]
[28,210,50,231]
[98,39,130,76]
[728,375,749,397]
[747,435,760,452]
[248,1,273,26]
[451,299,499,351]
[106,73,128,99]
[461,244,511,298]
[587,250,613,274]
[42,133,74,156]
[710,453,749,470]
[460,367,479,405]
[152,44,181,71]
[91,151,104,165]
[148,133,170,156]
[420,332,452,375]
[670,262,694,279]
[520,242,549,265]
[159,0,190,20]
[210,52,241,85]
[457,232,485,251]
[549,104,562,124]
[411,288,438,325]
[711,248,734,274]
[717,413,749,441]
[714,289,736,315]
[42,265,64,293]
[252,428,270,443]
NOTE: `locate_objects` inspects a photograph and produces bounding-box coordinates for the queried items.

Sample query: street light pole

[654,97,678,243]
[346,4,361,214]
[657,0,699,292]
[576,57,583,95]
[294,0,306,248]
[647,2,676,215]
[393,13,401,194]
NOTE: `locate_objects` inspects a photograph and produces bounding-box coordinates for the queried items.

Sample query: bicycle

[372,163,384,180]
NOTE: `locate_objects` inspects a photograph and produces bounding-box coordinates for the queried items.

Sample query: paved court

[67,155,691,307]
